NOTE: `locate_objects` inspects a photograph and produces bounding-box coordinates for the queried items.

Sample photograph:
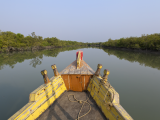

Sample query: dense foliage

[0,31,102,52]
[102,33,160,50]
[0,31,87,48]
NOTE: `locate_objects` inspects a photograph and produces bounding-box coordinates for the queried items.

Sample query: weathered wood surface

[59,60,95,75]
[37,91,107,120]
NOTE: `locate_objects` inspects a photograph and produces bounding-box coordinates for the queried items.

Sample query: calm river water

[0,47,160,120]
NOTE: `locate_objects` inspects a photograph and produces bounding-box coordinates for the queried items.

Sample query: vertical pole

[51,64,59,76]
[102,69,110,84]
[94,64,102,76]
[77,51,81,69]
[41,70,50,84]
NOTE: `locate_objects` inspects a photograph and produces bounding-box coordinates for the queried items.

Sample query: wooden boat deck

[37,91,107,120]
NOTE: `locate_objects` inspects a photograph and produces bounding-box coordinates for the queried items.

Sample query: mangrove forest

[102,33,160,51]
[0,31,101,52]
[1,30,160,53]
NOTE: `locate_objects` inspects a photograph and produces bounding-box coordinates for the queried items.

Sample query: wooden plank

[70,75,82,91]
[81,75,92,90]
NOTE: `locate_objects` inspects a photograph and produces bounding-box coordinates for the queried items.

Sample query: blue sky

[1,0,160,42]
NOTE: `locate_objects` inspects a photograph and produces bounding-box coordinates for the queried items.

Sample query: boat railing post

[41,70,50,84]
[94,64,102,76]
[51,64,59,76]
[102,69,110,84]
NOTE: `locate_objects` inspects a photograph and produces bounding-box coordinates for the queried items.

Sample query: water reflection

[29,57,42,68]
[102,48,160,70]
[0,46,98,70]
[1,47,160,70]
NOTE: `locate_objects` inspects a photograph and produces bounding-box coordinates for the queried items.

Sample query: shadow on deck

[37,91,107,120]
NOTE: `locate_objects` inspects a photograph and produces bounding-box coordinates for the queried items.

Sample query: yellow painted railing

[9,75,67,120]
[87,75,133,120]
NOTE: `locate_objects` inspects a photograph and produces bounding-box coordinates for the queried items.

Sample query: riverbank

[0,44,103,53]
[0,45,88,53]
[102,46,160,55]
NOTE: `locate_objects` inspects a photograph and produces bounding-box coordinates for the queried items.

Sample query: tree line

[102,33,160,50]
[0,31,103,52]
[2,30,159,52]
[0,31,87,49]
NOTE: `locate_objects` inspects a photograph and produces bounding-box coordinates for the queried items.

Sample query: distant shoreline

[0,45,101,53]
[102,46,160,54]
[1,45,160,54]
[0,45,80,53]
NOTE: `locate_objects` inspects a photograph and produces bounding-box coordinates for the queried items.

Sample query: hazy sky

[1,0,160,42]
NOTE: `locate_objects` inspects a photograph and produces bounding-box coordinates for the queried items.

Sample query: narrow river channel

[0,47,160,120]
